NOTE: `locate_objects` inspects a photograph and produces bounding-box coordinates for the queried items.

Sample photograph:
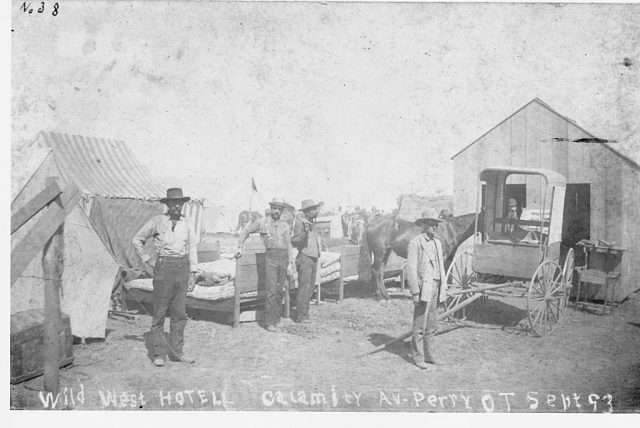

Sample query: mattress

[126,278,240,301]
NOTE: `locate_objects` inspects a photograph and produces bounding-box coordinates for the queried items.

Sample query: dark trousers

[151,255,189,359]
[265,249,288,327]
[296,253,318,322]
[411,281,439,363]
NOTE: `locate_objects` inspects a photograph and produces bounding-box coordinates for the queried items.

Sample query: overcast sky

[11,1,639,213]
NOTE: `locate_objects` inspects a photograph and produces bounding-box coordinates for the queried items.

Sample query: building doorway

[562,183,591,264]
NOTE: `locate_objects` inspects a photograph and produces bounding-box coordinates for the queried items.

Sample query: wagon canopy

[479,166,566,188]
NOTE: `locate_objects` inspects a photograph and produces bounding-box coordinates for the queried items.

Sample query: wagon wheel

[527,261,567,336]
[445,250,478,321]
[563,248,575,303]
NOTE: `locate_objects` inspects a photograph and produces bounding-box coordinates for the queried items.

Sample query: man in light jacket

[406,208,447,370]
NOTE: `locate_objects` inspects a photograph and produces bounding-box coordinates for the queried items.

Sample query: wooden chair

[574,267,619,315]
[574,241,625,315]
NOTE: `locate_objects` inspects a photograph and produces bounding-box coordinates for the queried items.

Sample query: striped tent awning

[31,131,166,200]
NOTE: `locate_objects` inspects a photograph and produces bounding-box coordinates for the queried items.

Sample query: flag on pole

[251,177,258,193]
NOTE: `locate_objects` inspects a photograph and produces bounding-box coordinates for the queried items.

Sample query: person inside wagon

[504,198,520,234]
[501,198,541,244]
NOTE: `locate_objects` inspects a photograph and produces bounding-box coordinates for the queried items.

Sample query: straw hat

[268,197,288,208]
[508,198,518,207]
[415,208,444,225]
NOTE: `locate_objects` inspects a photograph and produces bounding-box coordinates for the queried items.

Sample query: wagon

[444,167,575,336]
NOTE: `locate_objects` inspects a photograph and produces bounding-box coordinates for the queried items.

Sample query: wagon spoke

[531,300,546,324]
[445,251,477,321]
[535,304,546,333]
[531,281,544,298]
[534,300,547,318]
[538,276,548,295]
[547,302,559,324]
[528,261,566,336]
[548,280,564,297]
[531,310,542,331]
[454,261,462,279]
[544,303,551,333]
[551,271,563,290]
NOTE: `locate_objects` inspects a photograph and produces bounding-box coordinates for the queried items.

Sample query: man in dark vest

[132,188,199,367]
[235,198,293,332]
[291,199,323,323]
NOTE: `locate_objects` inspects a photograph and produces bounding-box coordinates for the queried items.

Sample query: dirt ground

[11,276,640,413]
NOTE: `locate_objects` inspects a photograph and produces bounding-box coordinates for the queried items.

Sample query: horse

[361,212,482,299]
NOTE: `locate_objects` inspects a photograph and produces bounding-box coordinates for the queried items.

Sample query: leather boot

[424,337,437,364]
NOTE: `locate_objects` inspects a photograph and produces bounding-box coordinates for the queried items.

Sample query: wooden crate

[10,309,74,384]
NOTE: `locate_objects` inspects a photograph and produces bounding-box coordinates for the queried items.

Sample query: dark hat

[415,208,444,225]
[160,188,190,204]
[300,199,323,211]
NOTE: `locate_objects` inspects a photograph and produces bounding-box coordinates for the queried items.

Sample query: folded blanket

[195,259,236,279]
[195,271,225,287]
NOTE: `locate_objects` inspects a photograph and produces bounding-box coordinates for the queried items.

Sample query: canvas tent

[27,132,204,271]
[11,147,120,339]
[12,131,205,338]
[201,204,236,234]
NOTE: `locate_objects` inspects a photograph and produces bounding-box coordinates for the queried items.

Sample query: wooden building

[397,194,454,221]
[452,98,640,302]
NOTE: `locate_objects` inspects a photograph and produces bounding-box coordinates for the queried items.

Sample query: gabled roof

[29,131,167,200]
[451,98,639,170]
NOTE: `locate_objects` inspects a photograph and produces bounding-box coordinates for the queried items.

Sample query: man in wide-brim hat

[290,199,323,323]
[133,188,199,367]
[236,197,294,332]
[505,198,520,234]
[406,208,447,370]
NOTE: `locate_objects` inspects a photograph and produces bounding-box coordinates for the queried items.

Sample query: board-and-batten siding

[452,99,639,301]
[621,164,640,302]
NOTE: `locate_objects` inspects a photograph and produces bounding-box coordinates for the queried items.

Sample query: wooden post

[338,248,345,303]
[233,259,241,327]
[42,211,64,395]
